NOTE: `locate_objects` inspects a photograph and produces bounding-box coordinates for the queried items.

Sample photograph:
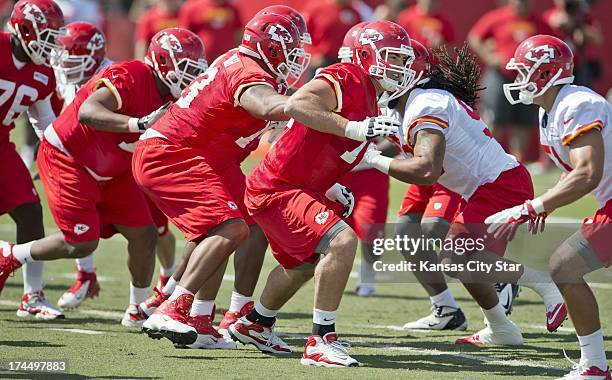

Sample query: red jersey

[0,32,55,144]
[396,6,455,48]
[152,51,285,165]
[246,63,379,207]
[52,60,171,178]
[469,6,553,75]
[179,0,242,62]
[137,5,180,44]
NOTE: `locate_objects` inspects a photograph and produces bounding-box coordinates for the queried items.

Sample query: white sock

[481,302,511,328]
[190,300,215,316]
[518,266,562,306]
[12,242,34,264]
[254,301,278,318]
[359,256,376,285]
[76,255,95,273]
[129,283,149,305]
[160,263,176,277]
[578,329,608,370]
[430,288,459,309]
[168,285,193,301]
[161,276,177,296]
[229,291,252,313]
[23,261,44,294]
[313,308,336,325]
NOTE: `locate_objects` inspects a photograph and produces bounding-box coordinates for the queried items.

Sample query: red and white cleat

[121,304,148,328]
[556,365,611,380]
[139,287,169,318]
[17,291,65,320]
[57,270,100,310]
[0,242,21,295]
[547,302,568,333]
[157,274,170,290]
[218,301,254,338]
[228,316,291,354]
[176,307,236,350]
[142,294,197,345]
[301,333,359,368]
[456,323,523,346]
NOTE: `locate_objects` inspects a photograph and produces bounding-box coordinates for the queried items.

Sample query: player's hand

[345,115,400,141]
[484,199,545,241]
[363,143,392,174]
[325,183,355,218]
[129,102,171,133]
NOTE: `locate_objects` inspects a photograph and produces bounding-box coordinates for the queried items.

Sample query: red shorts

[145,195,169,237]
[0,140,40,214]
[580,199,612,267]
[340,169,389,243]
[398,183,463,221]
[448,165,534,256]
[246,187,343,270]
[37,139,154,243]
[133,138,246,242]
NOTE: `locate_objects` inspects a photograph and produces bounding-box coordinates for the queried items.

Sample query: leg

[232,224,268,297]
[9,202,45,294]
[259,265,314,311]
[156,231,176,277]
[115,224,158,289]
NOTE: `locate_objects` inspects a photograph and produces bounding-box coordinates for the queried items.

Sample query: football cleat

[301,333,359,368]
[121,304,148,328]
[175,307,236,350]
[546,301,568,333]
[495,282,520,315]
[139,287,169,318]
[403,306,467,331]
[557,352,611,380]
[355,284,375,297]
[157,274,170,290]
[228,316,292,354]
[0,242,22,295]
[142,294,197,345]
[218,301,254,337]
[57,270,100,309]
[456,322,523,346]
[17,291,65,320]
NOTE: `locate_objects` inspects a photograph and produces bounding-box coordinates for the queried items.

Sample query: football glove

[345,115,400,142]
[484,199,546,241]
[267,120,289,144]
[363,143,393,174]
[325,183,355,218]
[128,102,171,133]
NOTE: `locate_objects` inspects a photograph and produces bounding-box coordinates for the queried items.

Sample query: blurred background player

[468,0,554,163]
[0,27,206,329]
[488,34,611,380]
[135,0,181,59]
[1,0,64,320]
[396,0,454,49]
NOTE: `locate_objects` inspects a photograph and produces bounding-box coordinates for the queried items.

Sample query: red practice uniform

[0,32,55,214]
[39,60,172,242]
[399,183,463,222]
[137,5,180,46]
[245,62,378,269]
[133,51,285,242]
[396,5,454,48]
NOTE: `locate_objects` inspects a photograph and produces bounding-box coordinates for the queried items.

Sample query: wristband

[370,155,393,174]
[530,197,545,214]
[128,118,140,133]
[344,120,364,141]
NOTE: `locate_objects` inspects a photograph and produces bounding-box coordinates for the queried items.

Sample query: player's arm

[27,95,56,139]
[538,129,604,214]
[239,84,289,121]
[284,79,399,141]
[366,128,446,185]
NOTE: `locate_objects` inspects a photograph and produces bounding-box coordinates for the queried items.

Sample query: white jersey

[538,84,612,206]
[402,88,518,199]
[56,58,113,107]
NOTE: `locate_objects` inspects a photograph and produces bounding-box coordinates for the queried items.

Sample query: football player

[364,42,567,345]
[0,27,207,329]
[136,13,309,349]
[0,0,64,320]
[487,35,611,379]
[229,20,408,367]
[48,22,178,311]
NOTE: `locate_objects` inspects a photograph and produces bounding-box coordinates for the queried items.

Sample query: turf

[0,151,610,379]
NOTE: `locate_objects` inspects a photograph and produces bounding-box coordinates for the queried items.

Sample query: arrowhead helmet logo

[525,45,555,64]
[23,4,46,24]
[159,33,183,53]
[359,28,384,46]
[267,24,293,44]
[87,32,105,51]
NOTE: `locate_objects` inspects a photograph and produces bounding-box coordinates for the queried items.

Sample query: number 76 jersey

[151,50,286,166]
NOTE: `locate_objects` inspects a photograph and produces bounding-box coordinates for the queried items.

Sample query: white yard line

[48,328,104,335]
[57,273,115,282]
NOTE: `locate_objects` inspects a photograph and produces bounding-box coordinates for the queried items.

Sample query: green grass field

[0,134,609,379]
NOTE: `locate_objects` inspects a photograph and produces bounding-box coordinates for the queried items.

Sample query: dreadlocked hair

[423,42,484,109]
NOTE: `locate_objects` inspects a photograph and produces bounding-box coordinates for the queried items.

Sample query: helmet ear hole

[269,48,278,59]
[540,71,549,80]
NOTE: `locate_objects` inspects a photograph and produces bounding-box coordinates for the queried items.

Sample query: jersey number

[176,67,218,109]
[0,79,38,126]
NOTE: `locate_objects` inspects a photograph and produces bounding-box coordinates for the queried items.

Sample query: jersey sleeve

[403,91,450,145]
[559,100,607,146]
[93,64,136,113]
[231,64,278,107]
[314,64,361,113]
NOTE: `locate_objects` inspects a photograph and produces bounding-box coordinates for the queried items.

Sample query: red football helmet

[51,22,106,85]
[240,13,310,89]
[8,0,64,66]
[354,20,415,102]
[256,5,311,45]
[145,27,208,98]
[504,34,574,105]
[407,39,431,89]
[338,21,367,63]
